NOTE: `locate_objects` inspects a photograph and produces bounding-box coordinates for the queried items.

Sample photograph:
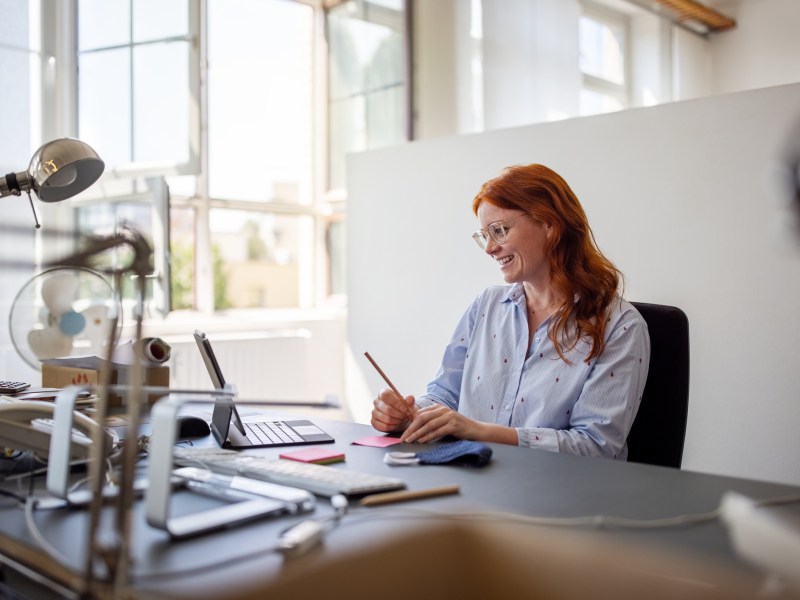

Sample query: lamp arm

[0,171,32,198]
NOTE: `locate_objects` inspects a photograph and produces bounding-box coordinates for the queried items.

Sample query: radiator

[165,329,318,401]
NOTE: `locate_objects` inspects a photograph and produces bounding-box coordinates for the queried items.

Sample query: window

[325,0,408,304]
[327,0,408,192]
[71,0,198,317]
[67,0,409,315]
[0,0,41,169]
[579,2,629,116]
[77,0,198,173]
[199,0,316,310]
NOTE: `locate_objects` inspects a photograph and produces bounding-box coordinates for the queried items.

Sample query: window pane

[0,0,37,168]
[579,15,624,85]
[209,209,310,309]
[169,205,195,310]
[0,0,34,49]
[134,0,187,43]
[326,220,346,296]
[78,48,132,165]
[366,85,404,147]
[327,0,406,191]
[580,88,624,116]
[329,96,366,192]
[134,41,190,163]
[78,0,131,51]
[165,175,196,198]
[207,0,313,204]
[0,47,34,168]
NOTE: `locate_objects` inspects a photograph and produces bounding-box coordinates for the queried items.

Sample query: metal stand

[145,391,289,539]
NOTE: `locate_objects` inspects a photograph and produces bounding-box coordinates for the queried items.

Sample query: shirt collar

[502,283,526,305]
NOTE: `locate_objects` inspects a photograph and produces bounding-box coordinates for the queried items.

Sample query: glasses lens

[472,231,488,249]
[488,223,508,244]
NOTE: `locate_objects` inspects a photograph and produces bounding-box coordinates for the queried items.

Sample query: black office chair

[626,302,690,469]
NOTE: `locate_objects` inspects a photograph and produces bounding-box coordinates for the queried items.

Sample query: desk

[1,411,799,599]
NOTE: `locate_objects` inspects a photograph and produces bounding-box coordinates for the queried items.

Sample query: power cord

[341,493,800,531]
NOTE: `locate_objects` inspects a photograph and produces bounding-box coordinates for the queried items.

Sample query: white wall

[710,0,800,95]
[347,83,800,486]
[413,0,800,141]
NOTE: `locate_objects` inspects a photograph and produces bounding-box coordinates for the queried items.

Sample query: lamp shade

[27,138,105,202]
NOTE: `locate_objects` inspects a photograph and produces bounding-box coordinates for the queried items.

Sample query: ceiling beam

[626,0,736,35]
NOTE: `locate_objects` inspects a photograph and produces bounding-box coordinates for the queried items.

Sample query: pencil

[359,484,461,507]
[364,351,415,422]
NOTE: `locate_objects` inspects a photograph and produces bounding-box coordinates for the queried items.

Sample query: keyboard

[174,448,406,497]
[244,421,303,445]
[0,381,31,395]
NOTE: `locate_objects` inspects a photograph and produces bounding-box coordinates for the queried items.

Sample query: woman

[371,164,650,459]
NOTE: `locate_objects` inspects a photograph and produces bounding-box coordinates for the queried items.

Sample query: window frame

[39,0,410,317]
[579,0,631,114]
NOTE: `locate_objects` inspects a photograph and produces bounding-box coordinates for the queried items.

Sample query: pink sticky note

[352,435,404,448]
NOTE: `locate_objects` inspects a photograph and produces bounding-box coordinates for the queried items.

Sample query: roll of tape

[135,337,171,363]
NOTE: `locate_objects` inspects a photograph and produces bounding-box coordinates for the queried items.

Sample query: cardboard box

[42,358,170,407]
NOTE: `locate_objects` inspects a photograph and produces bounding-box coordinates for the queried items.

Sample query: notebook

[193,330,335,449]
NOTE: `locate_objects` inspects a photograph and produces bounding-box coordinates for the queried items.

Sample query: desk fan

[8,266,121,369]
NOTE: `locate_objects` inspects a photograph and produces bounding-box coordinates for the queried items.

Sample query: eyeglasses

[472,214,529,250]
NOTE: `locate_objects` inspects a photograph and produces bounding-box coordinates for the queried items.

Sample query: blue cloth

[415,440,493,467]
[417,284,650,460]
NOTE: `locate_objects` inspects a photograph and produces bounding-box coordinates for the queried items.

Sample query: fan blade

[81,305,113,350]
[28,327,74,360]
[41,272,80,315]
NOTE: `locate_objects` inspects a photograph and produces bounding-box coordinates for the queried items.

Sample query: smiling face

[476,202,553,287]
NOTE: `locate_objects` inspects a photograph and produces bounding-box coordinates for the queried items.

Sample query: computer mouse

[176,415,211,438]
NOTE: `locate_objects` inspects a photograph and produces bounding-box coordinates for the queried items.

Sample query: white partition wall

[347,83,800,486]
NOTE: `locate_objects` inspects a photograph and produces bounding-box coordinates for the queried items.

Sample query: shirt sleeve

[416,295,481,411]
[517,305,651,459]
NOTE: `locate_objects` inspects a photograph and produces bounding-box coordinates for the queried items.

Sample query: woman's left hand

[400,404,483,443]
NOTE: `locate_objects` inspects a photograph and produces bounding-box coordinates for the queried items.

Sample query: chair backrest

[627,302,690,468]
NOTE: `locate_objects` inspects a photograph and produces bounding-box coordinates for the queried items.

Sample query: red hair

[472,164,622,363]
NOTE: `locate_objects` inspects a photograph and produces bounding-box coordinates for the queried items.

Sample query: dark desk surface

[2,410,799,599]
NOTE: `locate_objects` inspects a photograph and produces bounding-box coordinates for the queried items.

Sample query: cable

[0,488,26,504]
[131,542,282,583]
[342,493,800,532]
[344,505,723,530]
[752,493,800,508]
[23,497,74,569]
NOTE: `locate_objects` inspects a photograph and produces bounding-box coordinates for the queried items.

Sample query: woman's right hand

[371,388,417,433]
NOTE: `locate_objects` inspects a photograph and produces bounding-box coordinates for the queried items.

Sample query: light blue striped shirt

[417,284,650,459]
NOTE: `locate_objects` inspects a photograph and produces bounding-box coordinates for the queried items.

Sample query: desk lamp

[0,138,104,227]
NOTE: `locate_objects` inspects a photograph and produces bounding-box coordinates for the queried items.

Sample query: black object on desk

[176,415,211,438]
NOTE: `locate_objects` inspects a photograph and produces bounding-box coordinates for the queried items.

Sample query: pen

[359,484,461,507]
[364,351,415,422]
